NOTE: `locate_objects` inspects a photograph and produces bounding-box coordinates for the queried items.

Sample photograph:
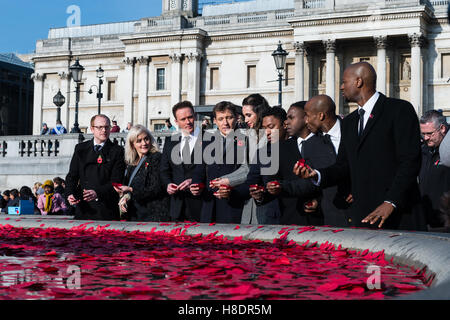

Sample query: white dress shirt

[179,127,200,157]
[357,91,380,131]
[297,133,315,156]
[325,120,341,154]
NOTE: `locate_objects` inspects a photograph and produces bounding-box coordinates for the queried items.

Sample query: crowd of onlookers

[0,177,71,216]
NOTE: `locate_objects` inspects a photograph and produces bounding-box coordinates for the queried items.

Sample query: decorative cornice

[290,11,427,28]
[32,55,71,63]
[208,30,293,42]
[123,57,136,65]
[122,34,204,45]
[293,41,306,54]
[137,56,151,65]
[186,52,203,62]
[73,52,125,60]
[58,71,70,80]
[169,52,183,63]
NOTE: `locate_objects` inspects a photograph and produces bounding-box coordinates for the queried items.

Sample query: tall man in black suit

[264,102,324,226]
[304,95,352,227]
[296,62,426,230]
[190,101,247,223]
[66,114,125,220]
[160,101,203,222]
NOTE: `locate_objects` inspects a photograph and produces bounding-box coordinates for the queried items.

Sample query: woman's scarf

[44,192,54,213]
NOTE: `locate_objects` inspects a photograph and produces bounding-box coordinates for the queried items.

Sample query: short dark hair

[10,189,19,198]
[213,101,238,119]
[242,93,270,109]
[420,110,448,129]
[53,177,64,186]
[19,186,34,200]
[2,190,10,197]
[172,101,195,119]
[290,101,307,110]
[262,107,287,124]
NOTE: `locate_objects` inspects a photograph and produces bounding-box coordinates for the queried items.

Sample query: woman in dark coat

[114,125,170,222]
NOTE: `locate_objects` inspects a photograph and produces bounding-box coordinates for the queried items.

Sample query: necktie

[358,108,366,137]
[94,145,102,153]
[323,133,336,156]
[182,136,191,164]
[298,140,304,157]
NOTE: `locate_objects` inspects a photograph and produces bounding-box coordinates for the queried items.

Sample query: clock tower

[162,0,198,17]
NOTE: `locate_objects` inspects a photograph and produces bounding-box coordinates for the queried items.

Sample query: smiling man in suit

[66,114,125,220]
[296,62,426,230]
[160,101,203,222]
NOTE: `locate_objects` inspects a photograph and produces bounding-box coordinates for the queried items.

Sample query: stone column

[169,53,183,107]
[58,71,71,130]
[186,52,202,105]
[305,46,314,100]
[137,56,150,127]
[323,39,336,101]
[293,41,305,101]
[409,33,424,115]
[375,35,387,95]
[123,57,135,125]
[31,73,46,135]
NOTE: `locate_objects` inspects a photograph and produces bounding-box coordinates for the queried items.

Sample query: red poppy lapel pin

[145,162,150,169]
[97,155,103,164]
[237,140,244,147]
[369,114,374,119]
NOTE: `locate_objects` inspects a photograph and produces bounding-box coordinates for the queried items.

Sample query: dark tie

[323,134,336,156]
[298,140,304,158]
[94,145,102,153]
[358,108,366,137]
[182,136,191,164]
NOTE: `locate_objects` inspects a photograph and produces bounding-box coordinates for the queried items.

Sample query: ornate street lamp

[53,90,66,123]
[69,58,84,133]
[272,41,288,107]
[88,64,104,115]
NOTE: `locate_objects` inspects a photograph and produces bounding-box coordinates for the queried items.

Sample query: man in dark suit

[264,102,324,226]
[190,101,247,223]
[66,114,125,220]
[160,101,203,222]
[303,95,352,227]
[296,62,426,230]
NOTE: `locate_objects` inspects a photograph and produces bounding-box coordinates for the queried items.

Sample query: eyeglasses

[421,128,440,139]
[92,125,111,131]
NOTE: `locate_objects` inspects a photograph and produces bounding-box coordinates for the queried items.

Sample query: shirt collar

[358,91,380,116]
[326,119,341,139]
[297,132,314,145]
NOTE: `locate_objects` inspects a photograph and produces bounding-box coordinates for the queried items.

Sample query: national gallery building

[31,0,450,134]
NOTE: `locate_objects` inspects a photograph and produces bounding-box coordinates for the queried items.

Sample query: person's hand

[119,196,128,213]
[177,179,192,191]
[249,185,264,202]
[83,189,97,202]
[114,185,133,197]
[293,162,317,180]
[304,199,319,213]
[190,184,204,196]
[167,183,178,195]
[361,202,395,228]
[215,185,231,199]
[67,194,80,206]
[346,194,354,204]
[210,178,229,189]
[266,181,281,196]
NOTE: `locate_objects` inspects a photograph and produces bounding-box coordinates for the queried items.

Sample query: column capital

[123,57,136,66]
[169,52,183,63]
[408,33,425,48]
[31,73,46,82]
[293,41,306,54]
[374,35,388,50]
[137,56,151,65]
[323,39,336,53]
[186,52,202,62]
[58,71,70,80]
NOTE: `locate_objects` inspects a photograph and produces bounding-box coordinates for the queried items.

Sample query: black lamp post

[53,90,66,123]
[88,64,104,115]
[69,58,84,133]
[272,41,288,107]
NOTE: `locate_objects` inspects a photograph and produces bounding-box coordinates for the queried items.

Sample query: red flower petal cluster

[0,224,429,300]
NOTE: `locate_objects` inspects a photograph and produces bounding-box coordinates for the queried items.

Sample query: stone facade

[31,0,450,134]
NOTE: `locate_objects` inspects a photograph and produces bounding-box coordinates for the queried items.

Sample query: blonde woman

[114,125,170,221]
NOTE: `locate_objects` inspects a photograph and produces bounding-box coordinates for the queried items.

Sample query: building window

[442,53,450,79]
[107,80,116,101]
[157,68,165,90]
[210,67,219,90]
[285,63,295,86]
[247,65,256,88]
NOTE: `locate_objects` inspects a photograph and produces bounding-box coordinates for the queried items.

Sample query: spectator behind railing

[0,190,9,213]
[37,180,67,215]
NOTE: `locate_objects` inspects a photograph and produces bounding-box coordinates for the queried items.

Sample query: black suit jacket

[65,139,125,220]
[264,136,323,226]
[320,93,426,230]
[160,131,203,221]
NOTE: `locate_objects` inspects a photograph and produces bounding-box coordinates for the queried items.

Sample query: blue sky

[0,0,163,54]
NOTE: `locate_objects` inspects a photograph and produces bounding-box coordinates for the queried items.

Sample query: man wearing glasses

[419,110,450,231]
[65,114,125,220]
